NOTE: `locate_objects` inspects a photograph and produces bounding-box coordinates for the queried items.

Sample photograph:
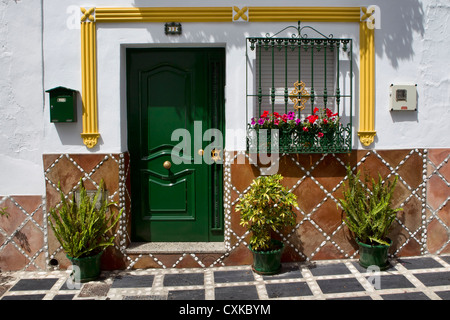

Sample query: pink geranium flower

[287,111,295,120]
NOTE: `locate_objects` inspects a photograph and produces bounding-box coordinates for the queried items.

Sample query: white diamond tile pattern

[44,154,129,270]
[426,151,450,254]
[2,149,448,271]
[0,196,45,271]
[225,149,443,263]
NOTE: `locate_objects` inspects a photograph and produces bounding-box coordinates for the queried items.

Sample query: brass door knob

[198,149,204,156]
[211,148,221,162]
[163,161,172,170]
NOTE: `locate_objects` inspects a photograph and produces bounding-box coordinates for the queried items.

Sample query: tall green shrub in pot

[338,166,402,269]
[49,179,123,282]
[236,174,297,274]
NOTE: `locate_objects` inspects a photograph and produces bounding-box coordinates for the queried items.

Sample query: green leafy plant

[236,174,297,251]
[49,179,123,259]
[338,166,402,246]
[0,207,8,217]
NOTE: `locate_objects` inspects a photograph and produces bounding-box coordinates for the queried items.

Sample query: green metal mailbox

[46,86,77,123]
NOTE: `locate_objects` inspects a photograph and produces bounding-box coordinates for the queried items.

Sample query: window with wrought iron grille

[246,25,353,153]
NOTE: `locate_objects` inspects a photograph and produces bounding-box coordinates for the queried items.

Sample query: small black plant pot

[248,240,284,275]
[356,238,392,271]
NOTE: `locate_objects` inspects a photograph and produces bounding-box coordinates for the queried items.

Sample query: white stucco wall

[373,0,450,148]
[0,0,44,195]
[0,0,449,195]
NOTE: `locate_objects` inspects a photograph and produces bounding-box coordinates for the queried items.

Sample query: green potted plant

[338,166,402,270]
[236,174,297,275]
[49,179,123,282]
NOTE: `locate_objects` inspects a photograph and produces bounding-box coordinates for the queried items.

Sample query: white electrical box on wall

[389,84,417,111]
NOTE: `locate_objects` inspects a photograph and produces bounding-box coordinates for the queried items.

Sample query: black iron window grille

[246,23,353,153]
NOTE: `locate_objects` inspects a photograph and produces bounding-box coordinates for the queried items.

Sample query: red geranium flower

[307,115,319,124]
[325,108,338,118]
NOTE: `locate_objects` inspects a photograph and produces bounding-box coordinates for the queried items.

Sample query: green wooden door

[127,48,224,242]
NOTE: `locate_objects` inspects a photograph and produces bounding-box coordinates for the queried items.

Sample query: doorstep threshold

[126,242,227,254]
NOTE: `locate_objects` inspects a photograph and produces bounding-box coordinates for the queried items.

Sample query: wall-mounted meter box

[46,86,77,122]
[389,84,417,111]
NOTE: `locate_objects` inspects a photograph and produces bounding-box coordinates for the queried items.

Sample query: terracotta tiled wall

[0,195,46,271]
[225,149,449,265]
[43,153,131,271]
[127,148,449,269]
[2,149,448,271]
[426,149,450,254]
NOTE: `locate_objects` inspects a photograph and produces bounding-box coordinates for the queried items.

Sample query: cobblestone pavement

[0,255,449,301]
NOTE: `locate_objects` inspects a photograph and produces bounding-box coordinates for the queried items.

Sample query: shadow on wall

[53,91,103,151]
[120,1,425,149]
[129,0,425,69]
[375,0,425,69]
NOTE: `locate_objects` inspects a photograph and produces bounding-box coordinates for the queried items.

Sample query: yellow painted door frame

[79,6,376,148]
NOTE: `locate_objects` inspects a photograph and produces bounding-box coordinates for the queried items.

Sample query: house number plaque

[165,22,182,35]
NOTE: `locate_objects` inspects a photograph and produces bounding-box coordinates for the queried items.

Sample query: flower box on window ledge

[247,108,352,154]
[245,26,354,155]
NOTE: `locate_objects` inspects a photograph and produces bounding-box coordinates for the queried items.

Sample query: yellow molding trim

[94,6,362,23]
[81,7,95,22]
[80,20,99,148]
[358,21,376,146]
[95,7,233,22]
[233,6,248,21]
[80,6,376,148]
[249,7,361,22]
[361,7,375,21]
[81,133,100,149]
